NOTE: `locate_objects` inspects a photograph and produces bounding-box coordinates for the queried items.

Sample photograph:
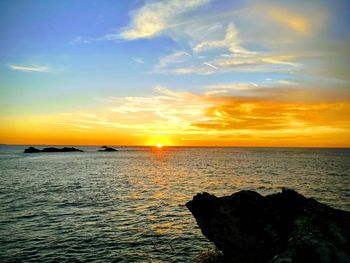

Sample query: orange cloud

[193,100,350,131]
[1,86,349,147]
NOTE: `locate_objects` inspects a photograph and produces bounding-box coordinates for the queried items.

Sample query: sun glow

[146,136,174,147]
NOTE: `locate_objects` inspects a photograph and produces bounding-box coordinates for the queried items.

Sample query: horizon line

[1,143,349,149]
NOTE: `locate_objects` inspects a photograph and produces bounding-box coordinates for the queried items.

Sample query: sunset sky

[1,0,349,147]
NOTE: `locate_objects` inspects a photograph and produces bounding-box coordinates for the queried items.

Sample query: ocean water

[0,146,349,262]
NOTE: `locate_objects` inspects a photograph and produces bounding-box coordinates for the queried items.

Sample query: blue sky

[1,0,350,146]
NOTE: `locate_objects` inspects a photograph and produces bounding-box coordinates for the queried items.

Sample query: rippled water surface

[0,146,349,262]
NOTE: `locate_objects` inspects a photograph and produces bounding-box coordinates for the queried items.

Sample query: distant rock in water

[24,147,41,153]
[186,189,350,263]
[41,147,83,152]
[24,147,83,153]
[98,146,117,152]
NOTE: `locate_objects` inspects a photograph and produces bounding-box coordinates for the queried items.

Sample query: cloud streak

[8,64,50,73]
[132,57,144,64]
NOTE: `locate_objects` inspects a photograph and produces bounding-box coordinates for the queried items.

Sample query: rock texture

[24,147,83,153]
[186,189,350,263]
[98,146,117,152]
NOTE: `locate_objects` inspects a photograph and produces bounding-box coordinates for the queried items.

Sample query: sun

[147,137,172,147]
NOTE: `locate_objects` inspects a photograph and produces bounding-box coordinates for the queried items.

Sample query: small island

[98,146,117,152]
[24,147,84,153]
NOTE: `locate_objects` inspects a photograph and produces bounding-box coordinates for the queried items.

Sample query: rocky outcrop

[186,189,350,263]
[24,147,83,153]
[98,146,117,152]
[24,147,41,153]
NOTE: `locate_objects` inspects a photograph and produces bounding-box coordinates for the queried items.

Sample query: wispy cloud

[8,64,50,73]
[193,23,248,55]
[118,1,335,80]
[70,36,90,44]
[82,0,346,83]
[132,57,144,64]
[155,51,191,71]
[92,0,342,82]
[119,0,210,40]
[159,51,300,75]
[150,15,303,75]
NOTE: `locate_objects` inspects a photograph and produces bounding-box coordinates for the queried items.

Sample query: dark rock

[41,147,83,152]
[24,147,41,153]
[98,146,117,152]
[186,189,350,263]
[24,147,83,153]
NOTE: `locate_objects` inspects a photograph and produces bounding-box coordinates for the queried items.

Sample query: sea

[0,145,349,262]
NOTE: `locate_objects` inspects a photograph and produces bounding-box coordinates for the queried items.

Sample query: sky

[0,0,350,147]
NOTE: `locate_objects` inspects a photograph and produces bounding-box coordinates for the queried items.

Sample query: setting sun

[156,142,163,148]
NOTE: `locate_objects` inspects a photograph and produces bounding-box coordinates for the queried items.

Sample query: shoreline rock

[186,189,350,263]
[24,147,83,153]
